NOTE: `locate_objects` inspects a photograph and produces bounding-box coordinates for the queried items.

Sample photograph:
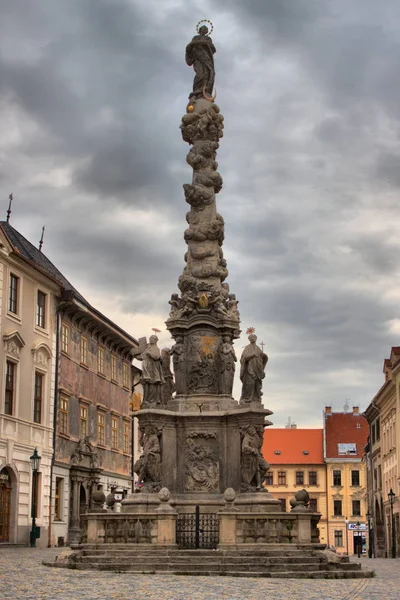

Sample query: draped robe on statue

[240,337,268,403]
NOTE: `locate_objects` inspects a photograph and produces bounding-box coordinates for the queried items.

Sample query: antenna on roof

[343,399,350,413]
[6,193,13,223]
[39,226,45,252]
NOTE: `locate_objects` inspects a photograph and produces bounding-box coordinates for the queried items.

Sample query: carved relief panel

[184,431,219,492]
[186,330,221,395]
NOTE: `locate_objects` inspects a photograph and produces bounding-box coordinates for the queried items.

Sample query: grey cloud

[2,0,400,423]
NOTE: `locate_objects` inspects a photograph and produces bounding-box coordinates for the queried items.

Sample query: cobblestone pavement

[1,548,400,600]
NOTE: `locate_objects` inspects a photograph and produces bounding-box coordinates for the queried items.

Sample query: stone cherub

[185,25,216,99]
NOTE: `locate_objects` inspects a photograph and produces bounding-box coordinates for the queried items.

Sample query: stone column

[156,488,177,546]
[68,476,83,544]
[296,514,312,544]
[218,511,237,546]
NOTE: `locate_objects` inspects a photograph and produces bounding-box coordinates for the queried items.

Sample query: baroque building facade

[0,220,139,547]
[261,425,328,545]
[0,221,59,546]
[52,291,138,546]
[364,347,400,558]
[324,405,369,554]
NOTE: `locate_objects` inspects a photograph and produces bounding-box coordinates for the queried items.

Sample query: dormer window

[338,443,357,455]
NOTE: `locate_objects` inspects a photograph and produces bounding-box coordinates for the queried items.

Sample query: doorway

[0,468,12,543]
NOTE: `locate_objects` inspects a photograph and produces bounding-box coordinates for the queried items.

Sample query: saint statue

[161,347,175,406]
[240,334,268,403]
[171,336,185,394]
[134,427,161,490]
[241,426,261,490]
[136,335,165,405]
[185,25,216,98]
[219,335,237,395]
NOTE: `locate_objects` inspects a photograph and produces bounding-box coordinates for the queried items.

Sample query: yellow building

[324,406,369,554]
[364,347,400,558]
[262,425,328,544]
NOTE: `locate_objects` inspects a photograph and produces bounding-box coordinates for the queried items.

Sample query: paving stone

[1,548,400,600]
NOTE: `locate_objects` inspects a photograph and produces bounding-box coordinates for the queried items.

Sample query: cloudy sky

[2,0,400,427]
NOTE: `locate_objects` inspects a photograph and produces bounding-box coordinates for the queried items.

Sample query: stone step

[76,560,358,575]
[73,567,373,579]
[78,557,325,568]
[81,548,319,558]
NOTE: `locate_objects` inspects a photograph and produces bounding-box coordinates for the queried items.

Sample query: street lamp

[356,521,361,558]
[366,509,373,558]
[29,448,41,547]
[345,517,349,555]
[388,488,396,559]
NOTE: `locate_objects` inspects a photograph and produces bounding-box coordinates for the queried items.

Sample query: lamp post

[345,517,349,555]
[388,488,396,559]
[356,521,361,558]
[366,509,373,558]
[29,448,41,547]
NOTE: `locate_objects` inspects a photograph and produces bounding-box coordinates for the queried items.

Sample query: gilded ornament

[198,292,209,308]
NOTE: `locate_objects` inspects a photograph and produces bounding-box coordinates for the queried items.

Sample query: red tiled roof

[324,412,368,459]
[391,347,400,355]
[262,429,324,464]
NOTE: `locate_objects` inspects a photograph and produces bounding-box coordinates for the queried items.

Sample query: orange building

[262,426,328,544]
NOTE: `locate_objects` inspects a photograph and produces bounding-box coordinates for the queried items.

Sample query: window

[111,356,117,381]
[333,470,342,486]
[309,498,318,512]
[5,360,15,415]
[352,500,361,516]
[376,418,380,441]
[296,471,304,485]
[54,478,63,521]
[334,500,342,516]
[265,472,273,486]
[309,471,317,486]
[371,423,376,445]
[9,274,19,314]
[378,465,382,489]
[98,412,105,446]
[123,363,129,388]
[123,421,130,454]
[373,468,377,488]
[98,348,105,374]
[80,337,87,365]
[80,405,88,438]
[59,396,68,435]
[61,324,69,354]
[111,416,118,449]
[33,372,44,424]
[334,530,343,547]
[278,471,286,485]
[338,443,357,455]
[36,291,46,328]
[279,498,286,512]
[351,470,360,487]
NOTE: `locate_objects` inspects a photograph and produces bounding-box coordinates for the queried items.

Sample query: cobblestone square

[1,548,400,600]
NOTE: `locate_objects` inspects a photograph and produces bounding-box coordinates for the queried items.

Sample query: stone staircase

[48,544,374,579]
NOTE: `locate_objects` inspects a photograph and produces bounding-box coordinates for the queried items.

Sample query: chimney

[325,406,332,415]
[353,406,359,415]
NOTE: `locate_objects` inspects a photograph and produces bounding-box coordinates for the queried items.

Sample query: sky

[1,0,400,427]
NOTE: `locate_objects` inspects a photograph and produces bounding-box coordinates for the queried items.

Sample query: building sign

[348,523,367,531]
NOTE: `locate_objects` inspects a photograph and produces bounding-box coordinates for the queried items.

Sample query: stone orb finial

[224,488,236,503]
[92,490,106,505]
[295,488,309,504]
[158,487,171,503]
